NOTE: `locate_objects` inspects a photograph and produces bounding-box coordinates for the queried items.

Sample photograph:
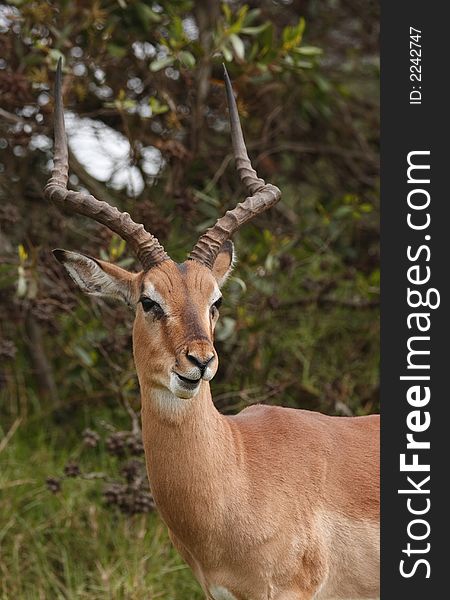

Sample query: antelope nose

[186,352,214,374]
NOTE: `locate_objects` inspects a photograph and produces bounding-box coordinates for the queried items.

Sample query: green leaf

[194,190,220,206]
[313,75,331,92]
[334,206,353,219]
[49,49,65,67]
[172,16,184,40]
[221,45,233,62]
[292,59,313,69]
[149,56,174,72]
[74,346,95,367]
[107,44,127,58]
[258,23,274,53]
[242,8,261,26]
[18,244,28,263]
[135,3,162,27]
[241,23,269,36]
[227,5,249,34]
[178,50,196,68]
[294,46,323,56]
[229,34,245,60]
[149,97,169,115]
[109,237,126,260]
[222,3,232,21]
[282,17,305,50]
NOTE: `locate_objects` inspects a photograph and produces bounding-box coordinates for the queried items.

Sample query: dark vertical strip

[381,2,448,595]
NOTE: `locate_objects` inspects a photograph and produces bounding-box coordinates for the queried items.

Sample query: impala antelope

[45,59,380,600]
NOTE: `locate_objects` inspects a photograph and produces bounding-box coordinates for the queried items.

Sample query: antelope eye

[212,297,223,312]
[140,297,163,315]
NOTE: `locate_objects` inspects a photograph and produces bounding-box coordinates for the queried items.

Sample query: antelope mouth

[174,373,202,388]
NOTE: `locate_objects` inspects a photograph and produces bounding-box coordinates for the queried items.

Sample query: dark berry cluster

[46,423,154,515]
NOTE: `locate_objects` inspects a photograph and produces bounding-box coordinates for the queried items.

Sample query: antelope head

[46,61,280,401]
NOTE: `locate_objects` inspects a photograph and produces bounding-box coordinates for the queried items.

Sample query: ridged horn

[189,65,281,269]
[44,58,169,271]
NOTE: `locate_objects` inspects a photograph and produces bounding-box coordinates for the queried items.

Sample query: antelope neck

[142,381,234,466]
[140,383,236,550]
[140,381,234,481]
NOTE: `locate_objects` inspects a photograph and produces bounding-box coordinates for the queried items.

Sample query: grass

[0,417,203,600]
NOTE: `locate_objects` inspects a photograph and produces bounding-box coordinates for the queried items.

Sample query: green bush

[0,1,379,595]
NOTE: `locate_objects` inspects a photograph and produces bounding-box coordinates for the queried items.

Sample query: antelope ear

[211,241,235,287]
[53,249,136,304]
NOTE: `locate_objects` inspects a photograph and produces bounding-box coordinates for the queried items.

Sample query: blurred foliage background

[0,0,379,597]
